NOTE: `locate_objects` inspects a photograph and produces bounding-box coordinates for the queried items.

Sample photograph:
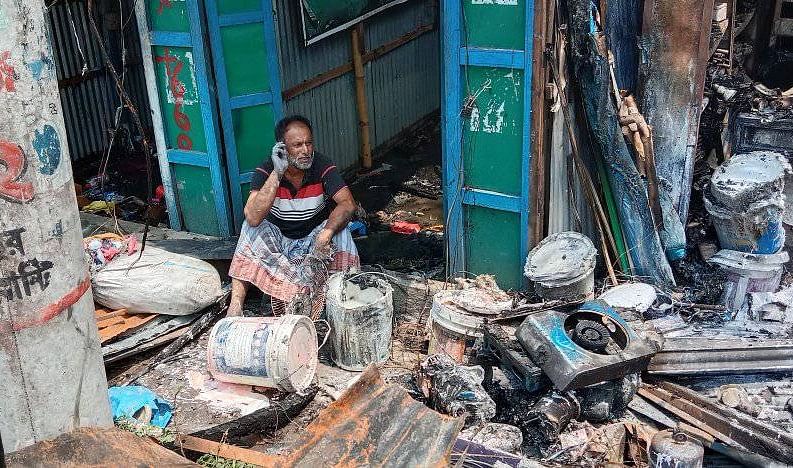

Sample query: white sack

[92,246,222,315]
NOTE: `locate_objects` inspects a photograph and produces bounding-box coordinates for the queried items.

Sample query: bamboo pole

[351,23,373,170]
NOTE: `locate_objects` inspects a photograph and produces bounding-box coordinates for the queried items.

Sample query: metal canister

[649,430,704,468]
[530,391,581,443]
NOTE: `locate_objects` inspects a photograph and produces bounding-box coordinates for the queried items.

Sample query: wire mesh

[270,250,332,319]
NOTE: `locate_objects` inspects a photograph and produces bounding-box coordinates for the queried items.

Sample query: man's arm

[315,187,356,250]
[243,171,280,227]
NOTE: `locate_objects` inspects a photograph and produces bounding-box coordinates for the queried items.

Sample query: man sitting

[227,115,360,317]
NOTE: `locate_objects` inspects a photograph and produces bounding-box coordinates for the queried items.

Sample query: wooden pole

[351,23,373,170]
[529,0,549,249]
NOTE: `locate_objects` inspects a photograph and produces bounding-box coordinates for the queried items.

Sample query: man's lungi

[229,219,360,302]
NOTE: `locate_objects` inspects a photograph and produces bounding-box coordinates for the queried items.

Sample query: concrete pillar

[0,0,112,453]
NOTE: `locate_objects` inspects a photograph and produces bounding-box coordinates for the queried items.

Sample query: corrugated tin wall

[47,0,151,164]
[274,0,439,172]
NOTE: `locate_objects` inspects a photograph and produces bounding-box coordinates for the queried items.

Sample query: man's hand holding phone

[271,142,288,176]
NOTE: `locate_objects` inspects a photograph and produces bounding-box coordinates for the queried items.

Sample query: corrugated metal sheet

[47,0,151,164]
[280,365,463,466]
[274,0,439,172]
[547,108,596,240]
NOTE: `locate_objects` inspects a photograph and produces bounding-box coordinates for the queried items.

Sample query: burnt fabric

[229,219,359,302]
[251,153,347,239]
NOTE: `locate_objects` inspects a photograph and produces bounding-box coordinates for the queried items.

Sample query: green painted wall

[465,205,522,288]
[148,0,189,32]
[152,45,208,153]
[172,165,220,234]
[218,0,260,14]
[463,66,524,196]
[234,105,276,173]
[462,0,525,49]
[220,23,272,96]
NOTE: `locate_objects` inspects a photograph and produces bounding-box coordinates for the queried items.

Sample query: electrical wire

[86,0,155,256]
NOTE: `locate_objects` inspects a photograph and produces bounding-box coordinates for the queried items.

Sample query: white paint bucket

[525,232,597,302]
[207,315,318,392]
[428,290,485,363]
[325,272,394,371]
[705,151,790,254]
[708,249,789,312]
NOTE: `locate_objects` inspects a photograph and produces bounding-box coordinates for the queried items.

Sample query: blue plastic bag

[108,386,173,428]
[348,220,368,237]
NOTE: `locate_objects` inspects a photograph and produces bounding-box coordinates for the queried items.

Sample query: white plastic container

[207,315,318,392]
[708,249,789,312]
[325,272,394,371]
[428,290,485,363]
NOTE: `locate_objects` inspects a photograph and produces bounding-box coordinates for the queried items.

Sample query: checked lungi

[229,219,360,302]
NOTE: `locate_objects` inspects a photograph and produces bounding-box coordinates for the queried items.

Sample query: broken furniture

[95,307,158,344]
[639,378,793,464]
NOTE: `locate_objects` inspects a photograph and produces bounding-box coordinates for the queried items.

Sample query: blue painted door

[144,0,231,236]
[441,0,536,289]
[204,0,284,233]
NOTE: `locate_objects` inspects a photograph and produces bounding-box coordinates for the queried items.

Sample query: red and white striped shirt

[251,153,347,239]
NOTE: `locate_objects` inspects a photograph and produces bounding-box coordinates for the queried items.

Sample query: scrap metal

[515,301,657,391]
[647,337,793,375]
[481,322,549,393]
[639,378,793,464]
[5,428,196,466]
[281,365,464,466]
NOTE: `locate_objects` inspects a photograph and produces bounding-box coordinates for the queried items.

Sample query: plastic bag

[417,354,496,424]
[92,246,222,315]
[108,386,172,428]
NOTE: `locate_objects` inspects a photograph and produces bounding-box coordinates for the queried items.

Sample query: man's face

[283,123,314,170]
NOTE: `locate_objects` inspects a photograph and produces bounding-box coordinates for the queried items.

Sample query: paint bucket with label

[705,151,790,254]
[525,231,597,302]
[207,315,318,392]
[325,272,394,371]
[428,291,486,363]
[708,249,789,313]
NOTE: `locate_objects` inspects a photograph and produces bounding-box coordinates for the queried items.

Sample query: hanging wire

[86,0,155,257]
[66,1,89,75]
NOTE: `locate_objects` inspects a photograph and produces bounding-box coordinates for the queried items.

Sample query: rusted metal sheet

[639,0,715,225]
[639,378,793,464]
[95,307,158,343]
[5,427,196,467]
[283,365,464,467]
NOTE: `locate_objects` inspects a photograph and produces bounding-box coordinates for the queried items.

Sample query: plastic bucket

[708,249,789,312]
[706,151,790,254]
[704,195,785,254]
[325,272,394,371]
[525,232,597,302]
[207,315,318,392]
[428,291,485,363]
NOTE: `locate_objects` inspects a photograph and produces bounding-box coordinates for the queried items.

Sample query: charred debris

[9,0,793,467]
